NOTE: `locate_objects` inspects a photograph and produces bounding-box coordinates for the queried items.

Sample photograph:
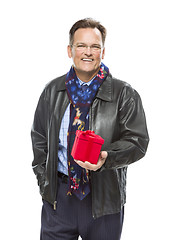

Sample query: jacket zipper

[89,105,96,218]
[53,201,57,210]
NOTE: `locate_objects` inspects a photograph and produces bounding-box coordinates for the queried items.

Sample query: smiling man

[67,27,105,82]
[31,18,149,240]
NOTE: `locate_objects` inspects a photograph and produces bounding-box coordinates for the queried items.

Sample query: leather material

[31,73,149,218]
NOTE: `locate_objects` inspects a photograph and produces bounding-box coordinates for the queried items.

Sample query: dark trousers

[41,177,124,240]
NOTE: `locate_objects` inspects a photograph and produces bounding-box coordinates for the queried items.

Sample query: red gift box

[71,130,104,165]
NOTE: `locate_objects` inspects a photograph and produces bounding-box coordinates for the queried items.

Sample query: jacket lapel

[96,74,112,102]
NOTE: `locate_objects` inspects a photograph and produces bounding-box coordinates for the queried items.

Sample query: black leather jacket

[31,73,149,218]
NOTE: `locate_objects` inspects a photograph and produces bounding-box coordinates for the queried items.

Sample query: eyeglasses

[71,44,102,53]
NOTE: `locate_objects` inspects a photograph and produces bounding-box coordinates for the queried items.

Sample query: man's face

[67,28,105,81]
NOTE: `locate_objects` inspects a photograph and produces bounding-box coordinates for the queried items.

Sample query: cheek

[72,52,82,63]
[95,53,103,62]
[74,50,81,58]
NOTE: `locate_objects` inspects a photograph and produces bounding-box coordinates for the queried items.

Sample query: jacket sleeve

[31,88,48,187]
[104,85,149,169]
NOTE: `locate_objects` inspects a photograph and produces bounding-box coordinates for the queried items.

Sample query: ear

[101,47,105,59]
[67,45,72,58]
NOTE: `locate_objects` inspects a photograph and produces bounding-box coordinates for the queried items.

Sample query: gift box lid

[76,130,104,145]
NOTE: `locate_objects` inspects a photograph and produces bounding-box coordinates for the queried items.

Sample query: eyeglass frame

[71,43,103,52]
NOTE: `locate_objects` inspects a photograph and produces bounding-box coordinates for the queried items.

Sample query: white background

[0,0,179,239]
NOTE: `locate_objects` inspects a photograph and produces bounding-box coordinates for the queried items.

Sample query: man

[31,18,149,240]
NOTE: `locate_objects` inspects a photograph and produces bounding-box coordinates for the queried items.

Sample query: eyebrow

[75,42,101,46]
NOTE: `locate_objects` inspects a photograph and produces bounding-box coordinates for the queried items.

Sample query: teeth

[82,59,93,62]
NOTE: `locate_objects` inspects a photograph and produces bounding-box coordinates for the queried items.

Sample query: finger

[74,160,98,171]
[83,161,97,171]
[74,160,91,169]
[100,151,108,160]
[74,160,85,168]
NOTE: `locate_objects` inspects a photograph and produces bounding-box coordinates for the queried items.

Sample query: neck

[74,67,100,83]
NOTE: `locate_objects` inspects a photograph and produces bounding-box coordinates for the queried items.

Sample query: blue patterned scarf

[65,63,109,200]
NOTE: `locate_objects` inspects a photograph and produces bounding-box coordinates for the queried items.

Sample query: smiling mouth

[81,58,93,62]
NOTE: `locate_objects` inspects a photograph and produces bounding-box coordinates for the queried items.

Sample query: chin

[81,64,99,72]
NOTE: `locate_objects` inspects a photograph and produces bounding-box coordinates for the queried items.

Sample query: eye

[76,44,86,49]
[91,45,101,51]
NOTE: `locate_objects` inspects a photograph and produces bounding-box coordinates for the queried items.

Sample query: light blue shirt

[57,77,94,175]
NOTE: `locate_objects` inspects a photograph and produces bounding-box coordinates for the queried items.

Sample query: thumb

[100,151,108,160]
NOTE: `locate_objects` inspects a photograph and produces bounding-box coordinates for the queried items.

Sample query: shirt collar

[77,76,96,86]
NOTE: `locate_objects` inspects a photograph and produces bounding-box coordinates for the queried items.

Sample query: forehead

[73,28,103,44]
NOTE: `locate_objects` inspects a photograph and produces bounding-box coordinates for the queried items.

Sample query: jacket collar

[56,73,112,102]
[96,74,112,102]
[56,74,67,91]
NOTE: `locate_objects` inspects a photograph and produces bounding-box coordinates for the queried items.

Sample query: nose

[84,46,92,56]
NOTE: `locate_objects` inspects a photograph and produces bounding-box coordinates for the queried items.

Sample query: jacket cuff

[103,151,113,169]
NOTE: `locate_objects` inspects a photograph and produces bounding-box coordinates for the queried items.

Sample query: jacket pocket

[91,169,122,218]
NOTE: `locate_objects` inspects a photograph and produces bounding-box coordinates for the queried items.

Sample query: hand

[74,151,108,171]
